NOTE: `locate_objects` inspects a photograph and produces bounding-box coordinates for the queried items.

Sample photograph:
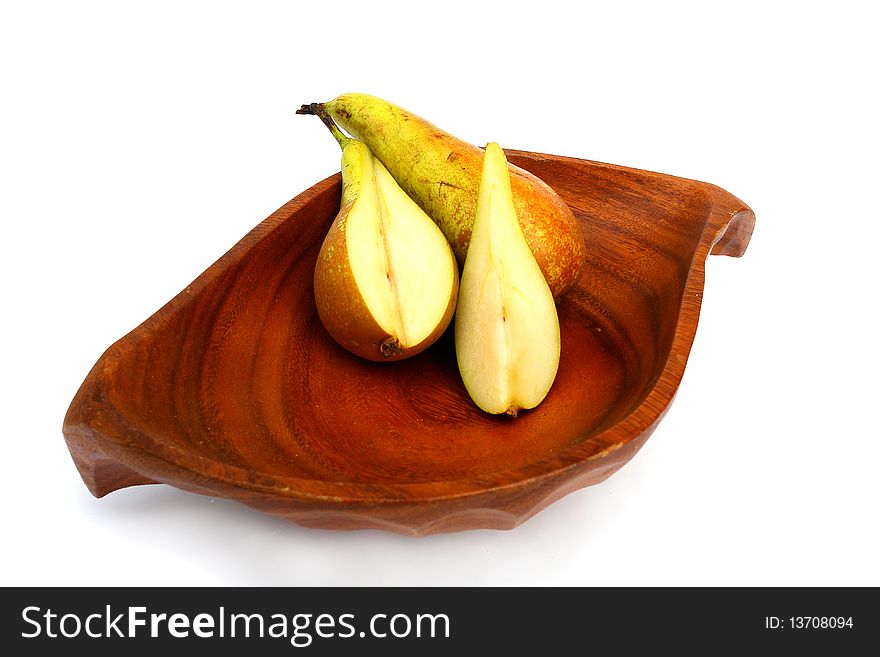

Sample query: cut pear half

[455,143,561,414]
[313,139,458,361]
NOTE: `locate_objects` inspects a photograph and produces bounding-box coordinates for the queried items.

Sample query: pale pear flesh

[455,143,561,415]
[347,154,456,349]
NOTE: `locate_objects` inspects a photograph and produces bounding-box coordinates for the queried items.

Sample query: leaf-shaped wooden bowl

[63,151,754,535]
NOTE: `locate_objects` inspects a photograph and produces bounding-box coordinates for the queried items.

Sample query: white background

[2,1,878,586]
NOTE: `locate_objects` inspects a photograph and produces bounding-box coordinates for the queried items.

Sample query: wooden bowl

[63,151,754,535]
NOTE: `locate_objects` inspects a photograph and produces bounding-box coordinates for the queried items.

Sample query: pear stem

[297,102,350,150]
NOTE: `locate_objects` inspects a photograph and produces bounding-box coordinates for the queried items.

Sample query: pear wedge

[313,125,458,361]
[455,143,561,415]
[299,93,586,298]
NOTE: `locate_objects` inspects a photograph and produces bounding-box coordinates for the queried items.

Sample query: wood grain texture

[62,151,754,535]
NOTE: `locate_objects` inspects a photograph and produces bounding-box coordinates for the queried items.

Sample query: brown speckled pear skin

[313,201,459,361]
[61,150,754,535]
[323,93,587,298]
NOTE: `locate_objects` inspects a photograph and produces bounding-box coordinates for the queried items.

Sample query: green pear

[299,93,586,298]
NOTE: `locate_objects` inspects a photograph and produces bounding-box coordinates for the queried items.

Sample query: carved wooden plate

[63,150,754,535]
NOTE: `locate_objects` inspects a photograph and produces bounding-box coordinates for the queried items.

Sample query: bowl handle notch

[63,422,158,498]
[708,187,756,258]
